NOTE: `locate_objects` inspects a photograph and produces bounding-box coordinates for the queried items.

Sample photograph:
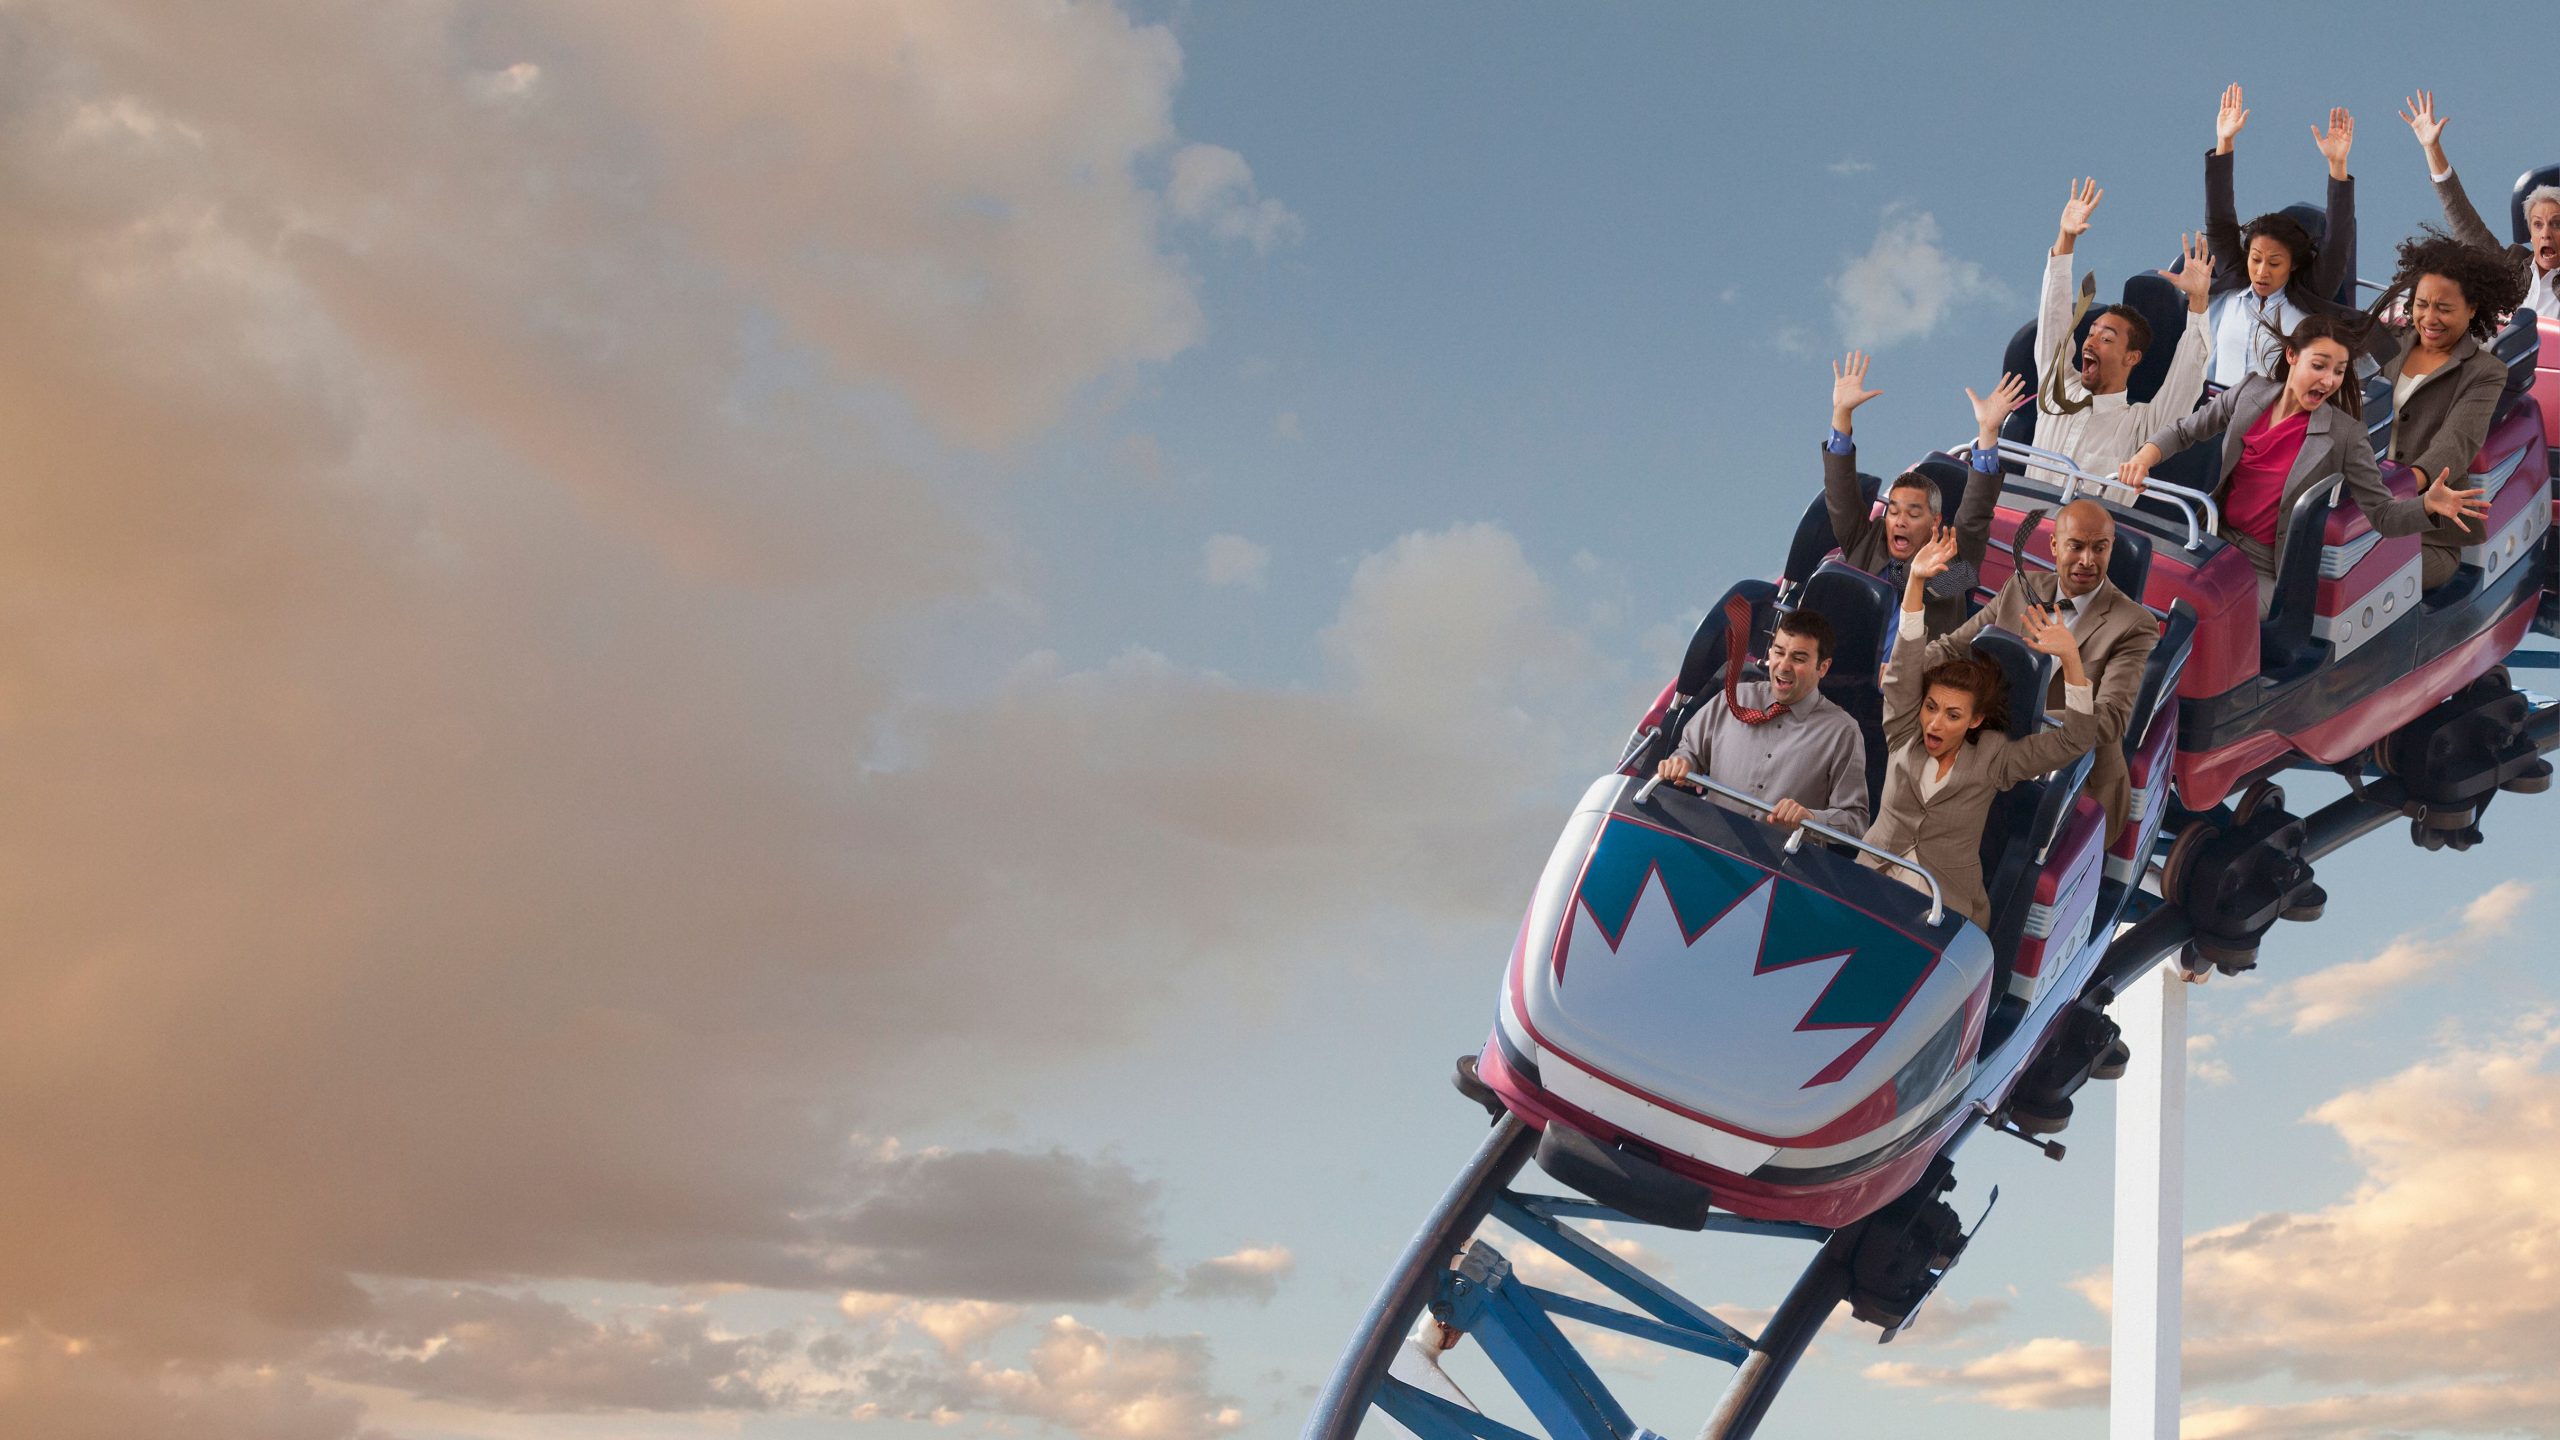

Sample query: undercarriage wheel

[2231,779,2284,827]
[2159,817,2224,901]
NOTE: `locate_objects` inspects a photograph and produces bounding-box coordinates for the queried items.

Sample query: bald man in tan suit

[1918,500,2157,844]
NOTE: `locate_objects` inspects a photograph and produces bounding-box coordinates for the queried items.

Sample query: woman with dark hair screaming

[2114,311,2487,611]
[1863,530,2102,931]
[2369,227,2529,587]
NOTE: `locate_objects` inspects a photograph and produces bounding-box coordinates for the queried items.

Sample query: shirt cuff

[2430,165,2453,184]
[1824,428,1853,456]
[1898,608,1926,642]
[2063,680,2094,715]
[1969,443,2000,473]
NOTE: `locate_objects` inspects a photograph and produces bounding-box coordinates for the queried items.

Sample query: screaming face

[2079,313,2143,395]
[2530,200,2560,275]
[2282,336,2354,412]
[1880,482,1937,560]
[1919,683,1984,760]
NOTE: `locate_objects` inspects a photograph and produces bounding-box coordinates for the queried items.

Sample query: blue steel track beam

[1438,1243,1646,1440]
[1489,1195,1757,1352]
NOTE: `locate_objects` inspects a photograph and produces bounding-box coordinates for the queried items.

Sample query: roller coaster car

[1473,554,2192,1228]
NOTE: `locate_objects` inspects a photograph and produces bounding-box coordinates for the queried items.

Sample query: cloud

[1861,1018,2560,1422]
[820,1146,1165,1302]
[1273,409,1302,441]
[2189,1031,2235,1086]
[0,1340,382,1440]
[1827,158,1875,175]
[1174,1247,1295,1303]
[2252,881,2532,1032]
[1830,206,2005,349]
[865,1316,1243,1440]
[311,1288,793,1413]
[1199,534,1271,590]
[1864,1335,2108,1410]
[1166,143,1304,254]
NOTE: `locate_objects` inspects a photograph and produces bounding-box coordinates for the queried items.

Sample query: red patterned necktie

[1722,593,1787,726]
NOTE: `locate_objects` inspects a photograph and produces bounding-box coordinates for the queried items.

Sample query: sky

[0,3,2556,1439]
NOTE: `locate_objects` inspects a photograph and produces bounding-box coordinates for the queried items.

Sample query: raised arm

[2135,232,2215,423]
[2204,84,2248,291]
[2310,107,2356,302]
[2402,90,2502,252]
[2037,180,2102,379]
[1883,529,1962,746]
[1951,374,2028,569]
[2118,371,2250,488]
[1822,350,1885,551]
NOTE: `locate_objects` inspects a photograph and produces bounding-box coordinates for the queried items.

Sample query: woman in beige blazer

[1859,532,2104,931]
[2116,312,2486,611]
[2368,230,2528,587]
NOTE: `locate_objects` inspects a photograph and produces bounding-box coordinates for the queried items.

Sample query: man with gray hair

[2402,90,2560,320]
[1822,352,2021,636]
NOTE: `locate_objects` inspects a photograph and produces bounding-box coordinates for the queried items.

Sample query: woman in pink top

[2115,313,2487,612]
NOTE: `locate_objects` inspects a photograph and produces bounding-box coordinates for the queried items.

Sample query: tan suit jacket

[1923,574,2156,844]
[2143,375,2429,586]
[1858,638,2102,931]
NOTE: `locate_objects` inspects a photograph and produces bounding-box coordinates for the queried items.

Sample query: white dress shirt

[2030,251,2211,482]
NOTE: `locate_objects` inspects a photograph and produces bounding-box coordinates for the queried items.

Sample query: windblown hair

[2240,211,2317,281]
[1773,607,1836,664]
[2370,225,2529,341]
[1919,656,2009,744]
[2259,311,2376,420]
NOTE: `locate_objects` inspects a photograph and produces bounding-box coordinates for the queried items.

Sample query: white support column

[2110,964,2187,1440]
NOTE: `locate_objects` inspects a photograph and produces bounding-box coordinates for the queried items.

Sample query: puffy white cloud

[865,1316,1243,1440]
[1199,533,1271,590]
[1174,1246,1295,1303]
[1166,143,1304,254]
[1860,1018,2560,1424]
[312,1288,792,1413]
[2252,880,2533,1033]
[1830,206,2004,350]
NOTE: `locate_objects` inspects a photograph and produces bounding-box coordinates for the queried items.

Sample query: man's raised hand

[2161,231,2214,310]
[2421,466,2490,523]
[2058,177,2103,242]
[2314,106,2354,179]
[1967,373,2030,442]
[1831,350,1882,432]
[2214,83,2248,154]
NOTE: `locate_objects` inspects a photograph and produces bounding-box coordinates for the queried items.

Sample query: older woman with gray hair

[2403,90,2560,320]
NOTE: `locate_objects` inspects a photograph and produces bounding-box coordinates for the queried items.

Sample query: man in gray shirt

[1654,609,1871,836]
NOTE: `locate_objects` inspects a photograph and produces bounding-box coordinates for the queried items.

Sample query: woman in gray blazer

[2115,312,2487,612]
[1860,531,2103,932]
[2368,230,2529,587]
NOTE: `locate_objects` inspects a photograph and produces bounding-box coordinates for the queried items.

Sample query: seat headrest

[2510,164,2560,246]
[2106,525,2154,603]
[1907,454,1973,524]
[2116,273,2191,405]
[1675,579,1780,700]
[1998,320,2040,454]
[1963,625,2052,741]
[1782,476,1872,587]
[1794,559,1897,682]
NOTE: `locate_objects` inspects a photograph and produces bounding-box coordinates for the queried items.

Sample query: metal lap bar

[1989,437,2220,550]
[1438,1244,1655,1440]
[1631,771,1946,925]
[1377,1379,1548,1440]
[1491,1195,1756,1355]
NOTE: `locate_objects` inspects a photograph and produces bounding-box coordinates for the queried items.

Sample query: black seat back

[2124,601,2198,757]
[1673,579,1780,701]
[2106,525,2155,604]
[2262,481,2338,678]
[1795,559,1897,806]
[2509,164,2560,245]
[1963,625,2080,976]
[1783,476,1870,586]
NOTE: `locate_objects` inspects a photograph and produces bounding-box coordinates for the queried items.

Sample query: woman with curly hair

[2371,226,2529,588]
[2115,311,2486,612]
